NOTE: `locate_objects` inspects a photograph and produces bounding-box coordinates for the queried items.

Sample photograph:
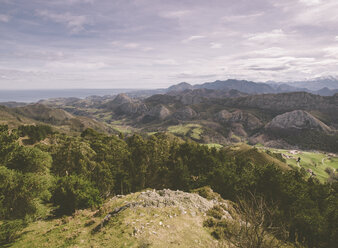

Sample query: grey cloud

[247,65,289,71]
[0,0,338,89]
[35,9,89,33]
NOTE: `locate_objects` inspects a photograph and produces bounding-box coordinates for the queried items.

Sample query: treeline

[266,128,338,153]
[0,125,337,247]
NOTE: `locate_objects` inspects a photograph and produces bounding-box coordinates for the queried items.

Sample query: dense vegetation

[0,125,337,247]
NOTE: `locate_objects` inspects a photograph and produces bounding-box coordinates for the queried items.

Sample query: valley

[0,78,337,248]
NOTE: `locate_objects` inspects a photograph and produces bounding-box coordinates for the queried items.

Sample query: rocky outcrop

[167,82,193,92]
[104,93,148,116]
[266,110,331,132]
[144,105,171,121]
[111,93,133,105]
[215,110,263,130]
[173,106,197,120]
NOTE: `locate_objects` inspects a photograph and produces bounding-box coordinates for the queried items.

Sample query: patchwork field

[258,147,338,182]
[167,124,203,141]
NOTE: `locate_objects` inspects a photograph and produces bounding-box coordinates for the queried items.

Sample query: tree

[51,175,102,215]
[225,193,288,248]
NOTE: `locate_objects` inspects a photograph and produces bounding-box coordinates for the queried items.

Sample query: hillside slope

[8,188,292,248]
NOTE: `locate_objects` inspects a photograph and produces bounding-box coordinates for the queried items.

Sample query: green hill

[6,188,292,248]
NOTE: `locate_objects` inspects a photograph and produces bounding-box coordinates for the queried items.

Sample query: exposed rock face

[136,189,219,213]
[226,92,338,112]
[104,93,147,115]
[14,104,73,123]
[111,93,133,105]
[173,106,197,120]
[145,105,171,120]
[117,102,148,115]
[215,110,263,130]
[215,110,232,120]
[266,110,331,132]
[167,82,193,92]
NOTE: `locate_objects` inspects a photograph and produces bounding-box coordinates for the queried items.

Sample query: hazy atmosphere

[1,0,338,89]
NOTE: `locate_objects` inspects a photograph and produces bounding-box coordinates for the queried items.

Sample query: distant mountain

[168,79,277,94]
[167,82,193,92]
[167,78,338,96]
[266,110,331,133]
[274,76,338,91]
[0,103,114,133]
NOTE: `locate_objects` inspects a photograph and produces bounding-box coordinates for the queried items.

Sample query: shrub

[52,175,102,215]
[0,219,27,244]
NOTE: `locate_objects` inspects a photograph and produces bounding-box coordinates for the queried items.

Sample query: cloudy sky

[1,0,338,89]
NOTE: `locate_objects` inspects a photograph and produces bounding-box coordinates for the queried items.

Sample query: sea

[0,89,138,103]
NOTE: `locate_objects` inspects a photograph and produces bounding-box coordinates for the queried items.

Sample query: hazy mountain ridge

[1,78,337,152]
[168,78,338,96]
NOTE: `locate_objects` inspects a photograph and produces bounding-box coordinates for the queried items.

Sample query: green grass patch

[205,143,223,149]
[167,124,203,140]
[258,147,338,183]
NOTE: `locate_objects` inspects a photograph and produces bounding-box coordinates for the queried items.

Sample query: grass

[8,192,219,248]
[224,144,291,170]
[257,147,338,183]
[205,143,223,149]
[111,125,134,134]
[167,124,203,141]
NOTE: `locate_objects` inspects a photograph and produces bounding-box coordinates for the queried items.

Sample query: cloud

[298,0,322,6]
[46,61,106,70]
[124,43,140,49]
[0,14,10,22]
[159,10,190,19]
[294,1,338,26]
[247,65,289,71]
[323,46,338,58]
[221,12,264,22]
[182,35,205,43]
[210,42,222,49]
[172,72,219,79]
[111,41,153,51]
[335,36,338,41]
[36,9,88,33]
[251,47,287,57]
[153,59,178,66]
[247,29,286,43]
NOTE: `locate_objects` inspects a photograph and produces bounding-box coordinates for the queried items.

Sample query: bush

[52,175,102,215]
[207,205,224,220]
[191,186,221,201]
[0,219,27,244]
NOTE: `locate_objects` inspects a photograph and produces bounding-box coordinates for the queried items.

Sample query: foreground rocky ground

[8,188,295,248]
[9,189,231,247]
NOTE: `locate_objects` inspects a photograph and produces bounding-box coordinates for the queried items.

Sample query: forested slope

[0,125,337,247]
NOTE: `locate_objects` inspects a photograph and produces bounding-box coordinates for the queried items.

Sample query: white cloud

[124,43,140,49]
[247,29,285,42]
[323,46,338,57]
[46,61,106,70]
[298,0,322,6]
[182,35,205,43]
[0,14,10,22]
[210,42,222,49]
[153,59,178,66]
[36,10,88,33]
[335,36,338,41]
[160,10,190,19]
[221,12,264,22]
[251,47,287,57]
[294,1,338,25]
[143,47,154,52]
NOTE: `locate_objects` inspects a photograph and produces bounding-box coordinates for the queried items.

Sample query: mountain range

[1,77,337,152]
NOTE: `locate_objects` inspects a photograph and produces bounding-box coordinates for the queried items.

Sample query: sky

[1,0,338,89]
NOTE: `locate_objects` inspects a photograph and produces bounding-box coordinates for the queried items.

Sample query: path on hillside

[322,157,327,166]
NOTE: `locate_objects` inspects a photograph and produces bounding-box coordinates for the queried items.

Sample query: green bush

[0,219,27,244]
[52,175,102,215]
